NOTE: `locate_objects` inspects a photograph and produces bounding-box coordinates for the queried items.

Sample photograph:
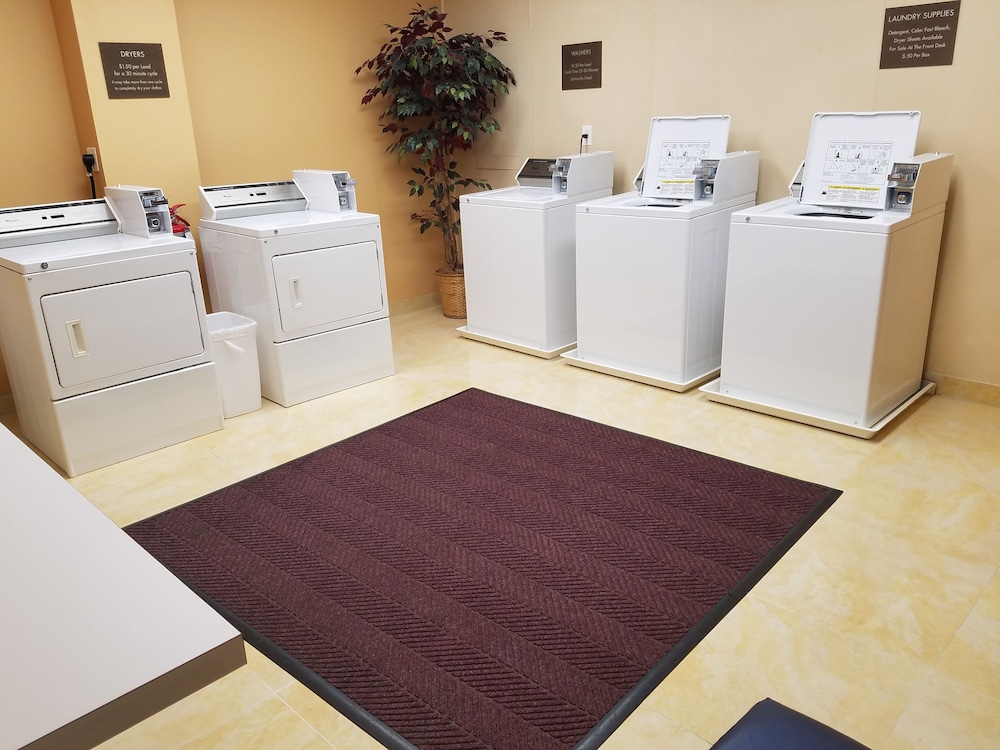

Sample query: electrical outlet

[85,147,99,172]
[581,125,593,144]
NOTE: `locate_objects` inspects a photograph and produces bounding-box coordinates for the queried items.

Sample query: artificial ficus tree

[356,5,516,273]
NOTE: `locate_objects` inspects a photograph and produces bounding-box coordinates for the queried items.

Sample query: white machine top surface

[640,115,730,201]
[200,208,380,237]
[0,231,194,274]
[800,111,920,210]
[732,195,925,233]
[578,189,749,219]
[461,185,585,209]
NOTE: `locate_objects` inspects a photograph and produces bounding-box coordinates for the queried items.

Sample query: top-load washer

[702,111,953,437]
[459,151,615,357]
[199,169,394,407]
[564,116,759,390]
[0,187,223,476]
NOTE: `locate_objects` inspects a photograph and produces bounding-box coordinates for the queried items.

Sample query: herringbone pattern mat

[127,389,839,749]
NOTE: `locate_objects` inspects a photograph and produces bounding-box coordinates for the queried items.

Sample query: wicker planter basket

[436,269,467,319]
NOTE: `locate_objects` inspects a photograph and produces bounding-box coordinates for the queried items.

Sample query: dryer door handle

[65,319,90,358]
[288,277,304,308]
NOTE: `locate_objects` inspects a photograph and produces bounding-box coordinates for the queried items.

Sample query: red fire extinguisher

[169,203,191,235]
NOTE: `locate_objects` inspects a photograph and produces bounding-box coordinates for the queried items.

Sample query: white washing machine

[0,187,223,477]
[702,111,953,437]
[563,116,759,391]
[199,169,394,407]
[459,151,615,357]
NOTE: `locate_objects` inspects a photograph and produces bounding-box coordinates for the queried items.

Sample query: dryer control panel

[199,181,306,221]
[105,185,172,237]
[0,200,117,251]
[293,169,358,213]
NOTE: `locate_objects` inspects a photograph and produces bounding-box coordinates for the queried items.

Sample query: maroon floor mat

[126,388,839,749]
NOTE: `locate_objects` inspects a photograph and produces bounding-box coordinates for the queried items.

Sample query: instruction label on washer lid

[818,140,893,205]
[653,140,712,197]
[800,111,920,209]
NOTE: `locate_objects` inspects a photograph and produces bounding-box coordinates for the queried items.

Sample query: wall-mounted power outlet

[581,124,593,144]
[85,147,99,172]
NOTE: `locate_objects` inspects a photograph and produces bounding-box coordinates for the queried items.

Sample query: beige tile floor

[4,304,999,749]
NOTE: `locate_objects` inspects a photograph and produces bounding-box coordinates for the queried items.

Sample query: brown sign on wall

[562,41,602,90]
[880,1,961,69]
[99,42,170,99]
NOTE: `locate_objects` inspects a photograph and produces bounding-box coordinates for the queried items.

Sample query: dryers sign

[99,42,170,99]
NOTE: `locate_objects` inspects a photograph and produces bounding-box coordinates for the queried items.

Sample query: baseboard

[388,292,440,317]
[926,373,1000,408]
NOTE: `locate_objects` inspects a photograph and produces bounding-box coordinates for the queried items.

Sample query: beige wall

[0,3,84,206]
[0,1,86,396]
[451,0,1000,390]
[51,0,203,218]
[1,1,997,403]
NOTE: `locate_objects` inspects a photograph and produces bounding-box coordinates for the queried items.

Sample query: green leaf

[357,5,516,258]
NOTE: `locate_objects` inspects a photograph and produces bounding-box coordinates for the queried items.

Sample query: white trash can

[207,312,262,418]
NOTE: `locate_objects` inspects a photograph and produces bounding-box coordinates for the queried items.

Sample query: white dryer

[0,188,223,477]
[199,170,394,407]
[564,116,759,391]
[459,151,614,357]
[702,111,953,437]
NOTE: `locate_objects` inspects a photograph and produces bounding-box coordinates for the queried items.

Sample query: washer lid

[577,190,727,219]
[460,185,573,209]
[800,111,920,210]
[639,115,730,201]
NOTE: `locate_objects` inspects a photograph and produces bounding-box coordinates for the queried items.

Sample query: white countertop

[0,423,244,750]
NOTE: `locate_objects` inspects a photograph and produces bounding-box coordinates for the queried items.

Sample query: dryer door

[271,241,385,334]
[41,271,207,391]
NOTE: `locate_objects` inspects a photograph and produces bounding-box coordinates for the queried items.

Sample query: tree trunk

[432,153,460,273]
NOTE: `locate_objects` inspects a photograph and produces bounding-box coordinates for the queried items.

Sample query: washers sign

[562,41,602,90]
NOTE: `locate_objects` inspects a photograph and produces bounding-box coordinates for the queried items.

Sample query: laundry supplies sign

[99,42,170,99]
[562,41,602,90]
[880,1,961,69]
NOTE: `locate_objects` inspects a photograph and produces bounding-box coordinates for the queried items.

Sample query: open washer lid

[800,111,920,210]
[639,115,730,201]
